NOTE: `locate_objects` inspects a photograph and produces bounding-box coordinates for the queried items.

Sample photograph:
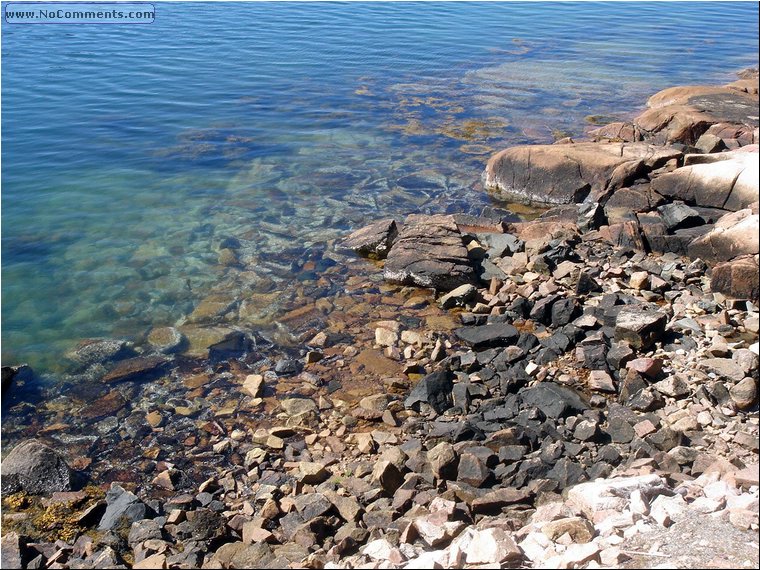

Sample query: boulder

[383,214,475,290]
[710,255,759,300]
[338,219,398,259]
[687,208,759,264]
[1,439,74,495]
[651,152,758,211]
[485,142,681,205]
[634,84,759,144]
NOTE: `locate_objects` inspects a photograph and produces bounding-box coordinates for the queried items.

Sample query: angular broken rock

[710,254,759,300]
[404,370,454,415]
[614,305,667,349]
[567,474,667,519]
[464,527,522,565]
[454,322,519,349]
[338,219,398,259]
[383,214,475,291]
[439,284,477,309]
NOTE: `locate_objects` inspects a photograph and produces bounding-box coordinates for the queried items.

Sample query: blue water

[2,1,758,373]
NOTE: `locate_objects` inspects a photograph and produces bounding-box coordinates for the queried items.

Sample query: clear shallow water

[2,1,758,374]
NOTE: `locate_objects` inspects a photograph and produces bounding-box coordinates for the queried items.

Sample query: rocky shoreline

[2,70,759,569]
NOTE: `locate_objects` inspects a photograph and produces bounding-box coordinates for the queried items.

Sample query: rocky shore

[2,70,759,569]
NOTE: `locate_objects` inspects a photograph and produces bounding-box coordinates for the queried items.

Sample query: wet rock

[485,141,680,205]
[404,370,454,415]
[146,327,185,354]
[1,439,74,495]
[101,355,170,383]
[383,214,475,290]
[614,305,667,349]
[67,338,135,369]
[275,358,302,376]
[338,219,398,259]
[1,363,34,392]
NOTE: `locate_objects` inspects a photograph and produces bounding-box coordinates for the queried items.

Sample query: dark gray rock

[127,519,162,547]
[454,323,519,349]
[604,415,635,443]
[294,493,333,521]
[551,298,581,327]
[479,233,524,258]
[520,383,588,418]
[98,484,150,531]
[657,202,704,231]
[338,219,398,259]
[405,370,454,415]
[1,439,74,495]
[275,358,302,376]
[383,214,475,291]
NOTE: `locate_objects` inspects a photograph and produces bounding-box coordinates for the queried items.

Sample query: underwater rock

[1,439,74,495]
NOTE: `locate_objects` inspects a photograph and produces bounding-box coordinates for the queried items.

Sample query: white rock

[464,528,522,565]
[567,474,667,520]
[518,531,552,562]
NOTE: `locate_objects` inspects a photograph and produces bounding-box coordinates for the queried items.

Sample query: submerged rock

[1,439,74,495]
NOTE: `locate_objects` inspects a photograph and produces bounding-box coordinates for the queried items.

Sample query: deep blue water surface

[2,1,758,372]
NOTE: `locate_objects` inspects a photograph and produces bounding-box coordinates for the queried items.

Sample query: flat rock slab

[383,214,475,291]
[100,355,171,383]
[484,142,681,205]
[454,322,519,349]
[520,383,588,418]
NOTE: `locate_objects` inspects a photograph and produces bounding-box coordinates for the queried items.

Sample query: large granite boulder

[651,152,759,211]
[383,214,475,291]
[1,439,74,495]
[688,207,759,264]
[634,82,759,145]
[484,142,681,205]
